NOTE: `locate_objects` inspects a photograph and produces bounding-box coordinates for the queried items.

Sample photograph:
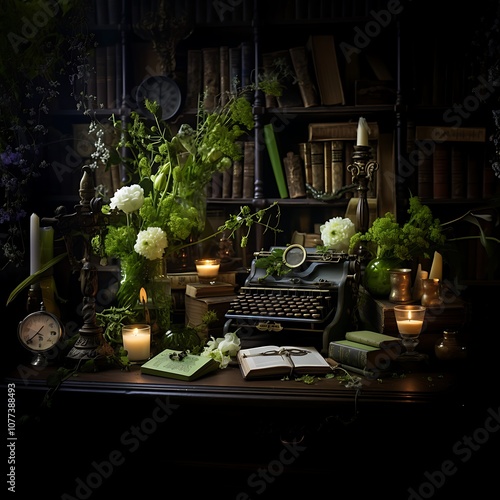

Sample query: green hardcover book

[328,340,395,372]
[263,123,289,198]
[140,349,219,381]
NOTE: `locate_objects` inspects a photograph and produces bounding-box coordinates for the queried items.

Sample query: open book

[237,345,333,380]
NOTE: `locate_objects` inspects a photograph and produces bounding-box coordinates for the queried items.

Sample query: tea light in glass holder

[195,258,220,284]
[122,324,151,363]
[394,305,426,359]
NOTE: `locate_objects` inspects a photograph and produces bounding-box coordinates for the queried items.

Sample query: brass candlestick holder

[42,166,117,363]
[347,145,379,235]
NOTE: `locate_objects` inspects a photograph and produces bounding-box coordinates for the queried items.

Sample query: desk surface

[5,361,461,408]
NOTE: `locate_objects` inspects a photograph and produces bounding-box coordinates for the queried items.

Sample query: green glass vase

[363,257,403,298]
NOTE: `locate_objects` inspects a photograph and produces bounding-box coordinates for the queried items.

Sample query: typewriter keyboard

[225,286,335,323]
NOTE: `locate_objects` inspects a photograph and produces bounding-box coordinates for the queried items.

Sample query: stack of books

[185,282,237,336]
[328,330,402,378]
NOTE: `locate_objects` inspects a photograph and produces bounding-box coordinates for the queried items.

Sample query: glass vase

[434,330,467,362]
[363,257,403,298]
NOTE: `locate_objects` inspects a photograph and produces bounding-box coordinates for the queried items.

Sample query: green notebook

[140,349,219,381]
[263,123,289,198]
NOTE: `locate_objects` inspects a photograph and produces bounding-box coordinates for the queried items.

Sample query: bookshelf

[41,0,499,281]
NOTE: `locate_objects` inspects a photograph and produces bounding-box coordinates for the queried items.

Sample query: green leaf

[6,253,68,306]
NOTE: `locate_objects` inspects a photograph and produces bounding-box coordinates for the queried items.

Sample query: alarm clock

[136,75,182,120]
[18,305,65,366]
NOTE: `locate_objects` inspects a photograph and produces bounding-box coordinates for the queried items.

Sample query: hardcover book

[185,294,237,332]
[328,340,396,372]
[186,282,235,298]
[289,45,319,107]
[344,330,401,350]
[141,349,219,381]
[237,345,332,380]
[307,34,345,106]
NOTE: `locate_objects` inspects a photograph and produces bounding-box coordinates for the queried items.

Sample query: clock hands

[27,325,44,342]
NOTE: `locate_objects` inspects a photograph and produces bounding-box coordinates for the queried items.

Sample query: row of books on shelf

[413,126,497,200]
[185,41,253,111]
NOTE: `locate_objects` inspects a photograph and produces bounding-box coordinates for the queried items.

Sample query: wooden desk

[3,363,492,499]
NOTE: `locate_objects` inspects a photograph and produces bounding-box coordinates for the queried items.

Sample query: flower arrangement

[348,196,446,262]
[92,92,281,330]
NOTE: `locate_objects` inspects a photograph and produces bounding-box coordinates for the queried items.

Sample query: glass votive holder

[122,324,151,363]
[195,258,220,284]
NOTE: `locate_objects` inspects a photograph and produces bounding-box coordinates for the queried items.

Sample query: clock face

[136,76,182,120]
[18,311,63,352]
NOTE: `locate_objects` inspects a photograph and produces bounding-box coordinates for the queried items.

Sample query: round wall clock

[136,75,182,120]
[18,305,65,366]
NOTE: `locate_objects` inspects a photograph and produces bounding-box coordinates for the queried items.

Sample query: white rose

[110,184,144,214]
[134,227,168,260]
[320,217,356,253]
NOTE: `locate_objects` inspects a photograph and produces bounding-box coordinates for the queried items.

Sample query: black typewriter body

[224,246,359,354]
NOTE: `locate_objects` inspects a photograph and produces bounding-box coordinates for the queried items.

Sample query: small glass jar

[434,330,467,361]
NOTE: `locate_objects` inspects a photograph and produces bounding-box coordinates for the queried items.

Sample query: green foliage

[254,247,291,281]
[349,196,446,261]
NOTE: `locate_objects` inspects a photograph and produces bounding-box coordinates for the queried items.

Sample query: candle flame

[408,311,412,321]
[139,287,147,304]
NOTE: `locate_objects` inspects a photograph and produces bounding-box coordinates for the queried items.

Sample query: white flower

[201,332,241,369]
[320,217,355,253]
[134,227,168,260]
[110,184,144,214]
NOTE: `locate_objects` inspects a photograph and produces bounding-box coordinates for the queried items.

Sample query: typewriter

[224,245,360,354]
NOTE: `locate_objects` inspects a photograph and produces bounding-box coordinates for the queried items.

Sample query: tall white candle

[356,117,369,146]
[429,251,443,281]
[30,213,40,275]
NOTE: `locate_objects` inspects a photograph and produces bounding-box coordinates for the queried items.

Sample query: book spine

[415,126,486,142]
[231,141,244,198]
[298,142,312,188]
[329,343,369,370]
[450,144,466,199]
[185,49,202,110]
[323,141,332,193]
[432,143,450,199]
[202,47,220,110]
[222,165,232,198]
[309,141,325,192]
[417,150,433,199]
[242,140,255,198]
[466,151,480,199]
[308,122,379,142]
[229,45,242,95]
[106,44,116,108]
[219,45,230,106]
[330,140,344,193]
[263,124,289,198]
[289,45,319,108]
[283,152,306,198]
[95,45,107,108]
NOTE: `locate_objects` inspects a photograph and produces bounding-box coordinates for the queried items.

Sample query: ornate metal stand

[42,166,114,363]
[347,145,379,234]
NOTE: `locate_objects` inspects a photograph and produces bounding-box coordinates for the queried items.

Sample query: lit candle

[122,324,151,362]
[429,251,442,281]
[139,287,151,325]
[195,258,220,283]
[394,305,426,336]
[30,213,40,275]
[356,117,369,146]
[397,318,424,336]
